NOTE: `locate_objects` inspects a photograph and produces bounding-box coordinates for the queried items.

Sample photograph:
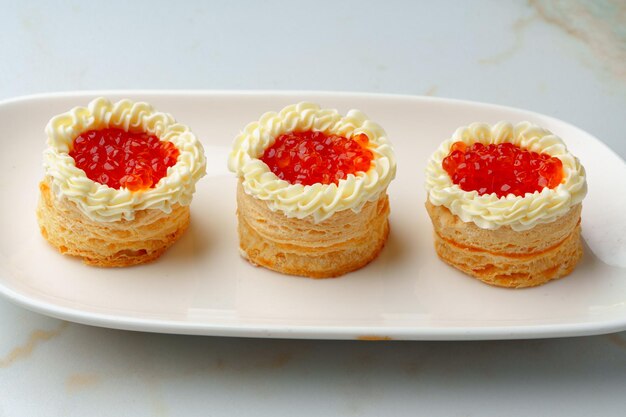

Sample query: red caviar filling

[442,141,564,198]
[69,128,179,191]
[260,131,374,186]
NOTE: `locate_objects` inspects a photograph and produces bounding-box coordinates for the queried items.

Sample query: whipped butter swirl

[44,97,206,222]
[425,121,587,231]
[228,102,396,223]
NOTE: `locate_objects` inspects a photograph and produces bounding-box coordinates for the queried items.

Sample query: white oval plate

[0,91,625,340]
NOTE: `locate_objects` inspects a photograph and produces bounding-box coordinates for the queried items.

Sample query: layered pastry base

[37,97,206,267]
[425,122,587,288]
[228,102,396,278]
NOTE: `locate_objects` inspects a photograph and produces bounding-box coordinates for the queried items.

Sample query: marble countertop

[1,1,625,416]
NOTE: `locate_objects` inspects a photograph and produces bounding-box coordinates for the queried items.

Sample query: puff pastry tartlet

[425,121,587,288]
[228,102,396,278]
[37,97,206,267]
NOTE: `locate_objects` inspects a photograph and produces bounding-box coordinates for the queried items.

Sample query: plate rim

[1,88,623,163]
[2,281,625,340]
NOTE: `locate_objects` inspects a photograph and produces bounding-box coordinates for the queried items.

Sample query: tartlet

[425,121,587,288]
[228,102,396,278]
[37,97,206,267]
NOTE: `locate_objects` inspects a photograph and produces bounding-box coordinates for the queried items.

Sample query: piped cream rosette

[228,102,396,223]
[425,121,587,232]
[228,102,396,278]
[44,97,206,222]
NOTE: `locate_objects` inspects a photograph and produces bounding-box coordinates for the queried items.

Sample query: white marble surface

[1,0,625,416]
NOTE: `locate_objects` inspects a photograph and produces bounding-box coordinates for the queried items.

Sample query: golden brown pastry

[236,181,390,278]
[426,201,582,287]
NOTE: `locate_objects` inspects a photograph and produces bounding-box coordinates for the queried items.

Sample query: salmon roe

[260,131,373,186]
[69,128,179,191]
[442,141,564,198]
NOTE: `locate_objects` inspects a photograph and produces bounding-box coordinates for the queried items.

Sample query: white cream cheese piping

[425,121,587,231]
[228,102,396,223]
[44,97,207,222]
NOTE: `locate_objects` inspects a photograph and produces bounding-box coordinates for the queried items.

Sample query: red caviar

[69,128,179,191]
[442,141,563,197]
[260,131,373,186]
